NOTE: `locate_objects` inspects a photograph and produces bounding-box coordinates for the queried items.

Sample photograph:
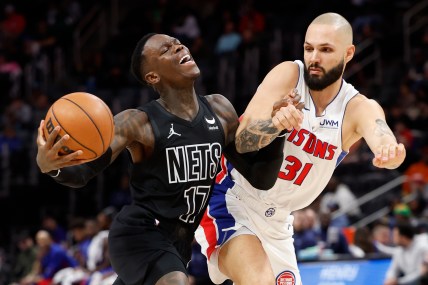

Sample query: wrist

[47,169,61,177]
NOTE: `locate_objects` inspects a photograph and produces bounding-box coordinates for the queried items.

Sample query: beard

[303,60,344,91]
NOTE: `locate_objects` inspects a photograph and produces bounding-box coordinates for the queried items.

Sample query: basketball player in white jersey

[195,12,406,285]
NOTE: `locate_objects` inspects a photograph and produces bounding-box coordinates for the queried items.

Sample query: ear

[345,44,355,64]
[145,72,159,85]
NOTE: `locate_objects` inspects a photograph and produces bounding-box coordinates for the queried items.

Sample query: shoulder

[271,60,299,72]
[203,94,239,144]
[114,108,151,129]
[264,61,299,79]
[348,93,380,109]
[257,61,299,91]
[347,94,383,116]
[204,94,235,111]
[113,108,154,144]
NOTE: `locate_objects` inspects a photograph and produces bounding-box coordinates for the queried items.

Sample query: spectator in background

[0,4,26,39]
[21,230,77,285]
[0,52,22,99]
[403,146,428,196]
[41,216,67,246]
[318,212,350,256]
[320,176,362,223]
[373,221,396,256]
[215,19,242,103]
[52,218,93,285]
[171,8,200,48]
[84,207,116,284]
[10,232,37,284]
[293,210,318,258]
[349,226,378,258]
[384,222,428,285]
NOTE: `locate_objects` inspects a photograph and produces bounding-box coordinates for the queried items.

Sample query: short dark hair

[130,33,157,85]
[395,222,415,239]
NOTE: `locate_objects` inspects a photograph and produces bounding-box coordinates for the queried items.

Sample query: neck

[310,78,342,116]
[158,88,199,121]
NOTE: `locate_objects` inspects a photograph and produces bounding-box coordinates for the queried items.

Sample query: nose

[309,50,320,65]
[174,44,184,53]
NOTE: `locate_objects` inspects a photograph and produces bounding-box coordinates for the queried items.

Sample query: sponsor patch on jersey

[319,118,339,129]
[276,270,296,285]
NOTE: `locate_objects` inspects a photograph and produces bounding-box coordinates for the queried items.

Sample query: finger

[397,143,405,156]
[272,98,289,115]
[61,150,84,162]
[373,157,385,168]
[51,134,71,154]
[273,111,288,130]
[389,144,396,159]
[272,116,285,131]
[381,145,390,162]
[372,157,381,168]
[375,146,382,160]
[293,93,302,105]
[45,125,61,148]
[295,102,305,111]
[279,106,301,131]
[288,89,297,99]
[287,105,304,126]
[36,120,46,146]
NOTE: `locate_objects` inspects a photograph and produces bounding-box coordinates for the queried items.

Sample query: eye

[321,47,333,52]
[304,46,313,52]
[161,45,170,54]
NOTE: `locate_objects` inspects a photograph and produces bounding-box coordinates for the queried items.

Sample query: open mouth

[179,54,193,64]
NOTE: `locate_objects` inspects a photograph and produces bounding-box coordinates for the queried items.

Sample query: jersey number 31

[278,155,313,186]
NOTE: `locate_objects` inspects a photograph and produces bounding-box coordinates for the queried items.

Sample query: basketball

[43,92,114,160]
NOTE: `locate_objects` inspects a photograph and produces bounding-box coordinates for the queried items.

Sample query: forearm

[48,148,112,188]
[235,118,281,153]
[225,134,285,190]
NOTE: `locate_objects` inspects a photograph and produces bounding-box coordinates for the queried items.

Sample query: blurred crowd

[0,0,427,284]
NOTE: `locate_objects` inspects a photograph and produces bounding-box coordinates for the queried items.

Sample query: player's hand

[372,143,406,169]
[36,120,90,173]
[271,89,304,132]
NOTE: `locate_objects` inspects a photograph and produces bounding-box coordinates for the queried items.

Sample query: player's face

[144,34,200,84]
[303,24,346,91]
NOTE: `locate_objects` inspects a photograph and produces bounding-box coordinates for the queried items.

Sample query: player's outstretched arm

[36,109,143,187]
[352,96,406,169]
[235,61,300,153]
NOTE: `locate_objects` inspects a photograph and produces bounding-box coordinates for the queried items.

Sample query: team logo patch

[265,207,276,217]
[276,270,296,285]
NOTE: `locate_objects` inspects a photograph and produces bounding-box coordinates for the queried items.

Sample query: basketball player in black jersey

[36,33,289,285]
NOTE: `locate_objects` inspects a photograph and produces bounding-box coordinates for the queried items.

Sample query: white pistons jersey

[230,60,359,212]
[195,60,360,285]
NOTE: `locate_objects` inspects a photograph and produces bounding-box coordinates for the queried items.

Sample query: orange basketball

[43,92,114,160]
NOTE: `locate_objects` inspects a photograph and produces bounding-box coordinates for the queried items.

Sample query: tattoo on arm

[236,119,280,153]
[374,119,395,138]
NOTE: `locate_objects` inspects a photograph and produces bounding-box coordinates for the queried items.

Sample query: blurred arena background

[0,0,427,284]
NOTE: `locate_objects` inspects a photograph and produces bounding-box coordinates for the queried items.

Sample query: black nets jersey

[125,95,225,234]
